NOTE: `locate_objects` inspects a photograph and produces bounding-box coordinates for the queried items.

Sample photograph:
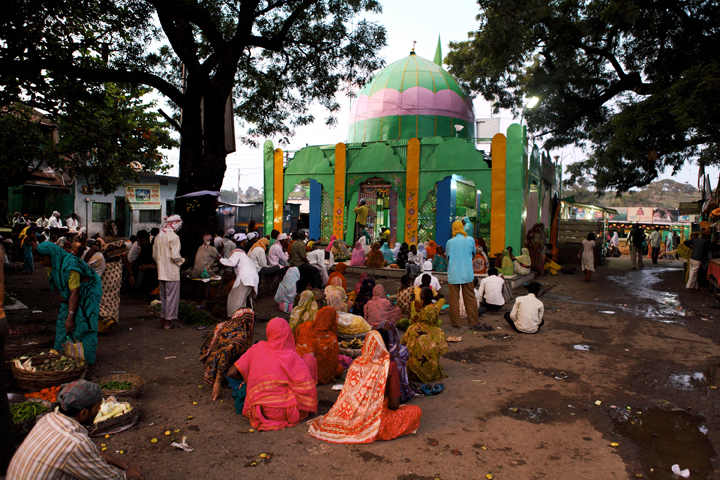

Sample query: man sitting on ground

[7,379,142,480]
[413,261,441,291]
[477,267,505,313]
[414,273,445,310]
[290,230,322,288]
[504,281,545,333]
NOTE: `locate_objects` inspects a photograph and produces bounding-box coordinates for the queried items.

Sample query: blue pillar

[435,176,453,248]
[309,180,321,241]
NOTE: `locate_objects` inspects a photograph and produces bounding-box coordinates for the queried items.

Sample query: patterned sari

[401,304,448,383]
[289,290,319,332]
[98,240,127,330]
[36,242,102,364]
[324,277,349,313]
[199,308,254,385]
[294,307,343,384]
[396,286,415,315]
[308,331,421,443]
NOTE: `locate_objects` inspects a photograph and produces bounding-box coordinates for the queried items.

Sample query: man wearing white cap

[153,215,184,330]
[414,261,441,291]
[268,233,290,266]
[222,230,236,259]
[48,211,63,229]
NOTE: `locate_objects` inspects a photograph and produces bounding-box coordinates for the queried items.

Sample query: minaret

[433,34,442,65]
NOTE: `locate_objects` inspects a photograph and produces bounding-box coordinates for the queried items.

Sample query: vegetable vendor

[7,379,142,480]
[35,242,102,364]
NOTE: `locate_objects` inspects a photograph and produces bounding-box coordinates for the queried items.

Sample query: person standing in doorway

[353,199,368,243]
[649,226,662,264]
[153,215,184,330]
[446,220,481,330]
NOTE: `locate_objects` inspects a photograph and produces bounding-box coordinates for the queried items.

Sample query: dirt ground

[5,255,720,480]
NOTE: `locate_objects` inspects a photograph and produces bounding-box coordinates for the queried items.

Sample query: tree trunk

[174,79,232,261]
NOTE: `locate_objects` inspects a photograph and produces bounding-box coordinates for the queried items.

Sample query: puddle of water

[573,344,596,351]
[666,372,707,390]
[607,266,687,323]
[505,406,549,423]
[611,405,715,479]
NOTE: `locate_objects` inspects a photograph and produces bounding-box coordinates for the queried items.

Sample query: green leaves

[446,0,720,191]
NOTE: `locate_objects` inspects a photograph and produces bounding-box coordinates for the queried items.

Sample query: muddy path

[4,256,720,479]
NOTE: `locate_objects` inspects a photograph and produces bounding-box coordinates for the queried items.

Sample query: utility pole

[236,169,241,204]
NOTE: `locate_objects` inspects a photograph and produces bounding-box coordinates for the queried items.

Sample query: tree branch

[2,59,186,108]
[147,0,226,48]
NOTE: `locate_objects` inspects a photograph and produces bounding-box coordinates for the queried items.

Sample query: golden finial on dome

[410,41,416,55]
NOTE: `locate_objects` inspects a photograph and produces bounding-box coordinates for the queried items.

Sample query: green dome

[348,53,475,143]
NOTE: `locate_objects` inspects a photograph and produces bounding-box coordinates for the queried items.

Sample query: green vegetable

[11,402,49,423]
[178,302,215,326]
[99,380,134,390]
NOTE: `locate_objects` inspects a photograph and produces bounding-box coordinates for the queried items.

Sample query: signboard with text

[627,207,653,222]
[125,184,161,210]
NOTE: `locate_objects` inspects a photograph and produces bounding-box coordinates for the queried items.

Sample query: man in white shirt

[477,267,505,312]
[247,238,282,277]
[414,261,441,291]
[268,233,290,266]
[222,232,237,259]
[220,246,259,316]
[649,226,662,264]
[152,215,184,330]
[505,282,545,333]
[405,244,423,276]
[48,211,63,229]
[127,233,142,262]
[36,214,49,229]
[213,229,225,250]
[66,213,79,230]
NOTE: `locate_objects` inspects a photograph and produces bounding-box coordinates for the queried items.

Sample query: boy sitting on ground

[504,281,544,334]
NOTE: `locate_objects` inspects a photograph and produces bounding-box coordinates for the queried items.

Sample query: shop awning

[562,200,619,215]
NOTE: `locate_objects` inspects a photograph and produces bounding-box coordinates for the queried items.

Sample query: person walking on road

[649,226,662,264]
[153,215,184,330]
[628,223,645,270]
[446,220,481,330]
[684,230,717,290]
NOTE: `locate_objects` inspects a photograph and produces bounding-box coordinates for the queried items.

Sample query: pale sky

[161,0,714,194]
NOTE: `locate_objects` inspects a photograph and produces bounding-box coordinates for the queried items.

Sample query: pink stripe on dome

[349,87,475,124]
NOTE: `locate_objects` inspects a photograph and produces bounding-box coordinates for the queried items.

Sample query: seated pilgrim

[227,318,318,431]
[189,232,219,278]
[477,268,505,313]
[308,330,422,444]
[504,281,545,334]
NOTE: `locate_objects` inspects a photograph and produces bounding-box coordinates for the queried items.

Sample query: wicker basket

[10,397,54,439]
[6,335,55,357]
[337,332,368,342]
[12,354,87,390]
[86,397,140,437]
[93,374,145,397]
[8,324,48,337]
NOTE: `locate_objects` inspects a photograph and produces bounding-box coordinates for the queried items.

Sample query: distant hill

[563,178,701,208]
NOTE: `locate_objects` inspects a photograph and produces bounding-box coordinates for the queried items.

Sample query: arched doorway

[358,177,398,244]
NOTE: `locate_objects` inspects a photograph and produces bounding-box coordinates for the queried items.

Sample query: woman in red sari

[364,284,401,327]
[327,262,348,292]
[294,307,344,385]
[308,330,422,443]
[227,318,318,431]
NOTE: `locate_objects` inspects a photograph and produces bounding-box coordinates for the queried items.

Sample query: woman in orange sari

[425,241,437,260]
[308,330,422,443]
[327,262,348,292]
[294,307,344,384]
[228,318,318,431]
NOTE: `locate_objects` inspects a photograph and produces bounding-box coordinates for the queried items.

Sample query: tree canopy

[0,84,175,193]
[445,0,720,192]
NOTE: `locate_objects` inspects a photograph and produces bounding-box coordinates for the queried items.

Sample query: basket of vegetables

[11,353,87,390]
[339,338,365,358]
[25,385,62,403]
[9,396,53,438]
[6,335,55,357]
[86,396,140,437]
[93,374,145,397]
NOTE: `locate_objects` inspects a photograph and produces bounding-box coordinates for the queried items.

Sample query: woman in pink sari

[227,318,318,431]
[350,239,366,266]
[364,284,401,327]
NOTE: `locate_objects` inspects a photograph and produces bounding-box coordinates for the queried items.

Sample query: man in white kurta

[152,215,184,329]
[505,282,545,333]
[220,247,259,317]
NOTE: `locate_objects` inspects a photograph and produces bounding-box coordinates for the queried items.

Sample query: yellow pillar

[405,138,420,245]
[490,133,507,257]
[273,148,284,232]
[333,143,346,239]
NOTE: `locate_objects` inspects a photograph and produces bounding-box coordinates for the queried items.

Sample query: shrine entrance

[359,178,398,245]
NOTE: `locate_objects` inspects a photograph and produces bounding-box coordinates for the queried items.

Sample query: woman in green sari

[35,242,102,364]
[499,249,515,276]
[401,288,448,383]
